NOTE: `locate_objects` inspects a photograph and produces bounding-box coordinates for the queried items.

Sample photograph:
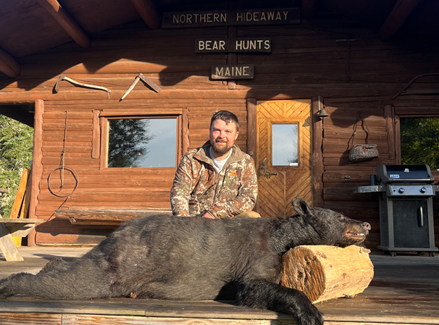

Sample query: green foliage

[0,115,33,217]
[400,118,439,170]
[108,119,154,168]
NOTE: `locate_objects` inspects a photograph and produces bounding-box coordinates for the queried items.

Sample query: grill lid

[376,164,434,184]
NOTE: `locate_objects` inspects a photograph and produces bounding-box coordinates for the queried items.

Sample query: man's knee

[234,211,261,218]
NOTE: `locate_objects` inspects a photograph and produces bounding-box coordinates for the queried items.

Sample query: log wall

[1,19,439,248]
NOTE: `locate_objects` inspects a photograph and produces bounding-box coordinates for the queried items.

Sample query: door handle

[419,206,424,227]
[260,158,277,179]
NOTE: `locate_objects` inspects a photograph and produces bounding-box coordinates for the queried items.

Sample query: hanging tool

[53,74,111,98]
[47,111,79,198]
[120,73,162,101]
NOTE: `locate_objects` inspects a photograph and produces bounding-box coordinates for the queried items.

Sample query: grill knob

[398,187,405,194]
[420,187,427,193]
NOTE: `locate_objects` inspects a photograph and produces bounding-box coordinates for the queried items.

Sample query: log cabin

[0,0,438,252]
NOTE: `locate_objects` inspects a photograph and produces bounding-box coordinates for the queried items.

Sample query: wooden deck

[0,248,438,325]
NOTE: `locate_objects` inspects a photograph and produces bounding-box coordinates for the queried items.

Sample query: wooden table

[0,219,44,261]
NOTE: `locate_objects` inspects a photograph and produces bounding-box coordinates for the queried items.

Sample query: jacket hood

[194,141,248,166]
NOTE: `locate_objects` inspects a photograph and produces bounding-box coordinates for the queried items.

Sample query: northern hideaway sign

[163,8,300,28]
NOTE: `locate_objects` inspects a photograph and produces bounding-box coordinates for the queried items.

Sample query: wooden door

[256,100,313,218]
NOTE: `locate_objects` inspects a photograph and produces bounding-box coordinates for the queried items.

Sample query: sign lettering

[211,65,255,80]
[163,8,300,28]
[196,38,271,53]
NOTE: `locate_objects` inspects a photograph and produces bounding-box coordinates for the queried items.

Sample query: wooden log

[35,0,91,48]
[28,99,44,246]
[0,47,20,78]
[281,245,373,303]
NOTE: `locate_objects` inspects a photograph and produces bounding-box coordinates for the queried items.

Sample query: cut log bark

[281,245,374,303]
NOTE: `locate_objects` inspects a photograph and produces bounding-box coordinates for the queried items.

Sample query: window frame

[99,109,185,170]
[393,106,439,169]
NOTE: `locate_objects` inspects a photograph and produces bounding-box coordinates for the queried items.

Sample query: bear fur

[0,198,370,325]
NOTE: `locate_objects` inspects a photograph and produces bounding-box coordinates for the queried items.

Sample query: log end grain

[281,245,374,303]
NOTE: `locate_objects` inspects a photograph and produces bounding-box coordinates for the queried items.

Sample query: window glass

[108,118,176,168]
[272,123,298,166]
[400,117,439,170]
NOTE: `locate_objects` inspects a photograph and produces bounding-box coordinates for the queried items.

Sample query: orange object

[10,169,29,219]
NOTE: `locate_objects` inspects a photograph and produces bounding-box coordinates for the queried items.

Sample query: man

[171,110,259,219]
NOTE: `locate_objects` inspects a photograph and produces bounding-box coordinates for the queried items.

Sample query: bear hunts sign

[196,38,271,53]
[162,8,300,28]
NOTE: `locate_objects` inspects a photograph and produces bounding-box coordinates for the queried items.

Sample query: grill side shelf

[353,185,385,194]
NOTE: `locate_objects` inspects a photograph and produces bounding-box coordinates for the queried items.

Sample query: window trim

[394,105,439,165]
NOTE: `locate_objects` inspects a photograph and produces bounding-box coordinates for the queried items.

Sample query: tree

[400,117,439,170]
[0,115,33,217]
[108,118,154,168]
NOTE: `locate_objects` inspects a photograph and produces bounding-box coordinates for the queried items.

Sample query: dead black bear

[0,198,370,325]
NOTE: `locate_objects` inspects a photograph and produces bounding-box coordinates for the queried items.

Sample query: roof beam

[0,48,20,78]
[0,106,34,127]
[36,0,91,48]
[129,0,161,29]
[379,0,421,41]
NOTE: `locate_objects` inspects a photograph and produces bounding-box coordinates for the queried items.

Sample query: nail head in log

[281,245,374,303]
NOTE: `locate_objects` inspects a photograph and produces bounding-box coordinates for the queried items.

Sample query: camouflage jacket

[170,141,258,218]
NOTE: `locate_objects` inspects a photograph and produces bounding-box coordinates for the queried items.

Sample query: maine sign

[211,65,254,80]
[163,8,300,28]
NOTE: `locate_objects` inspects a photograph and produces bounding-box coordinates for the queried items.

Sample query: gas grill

[355,164,439,256]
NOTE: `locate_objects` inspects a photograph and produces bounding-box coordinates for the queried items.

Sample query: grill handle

[419,206,424,227]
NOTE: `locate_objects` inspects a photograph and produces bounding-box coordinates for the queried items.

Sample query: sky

[272,123,298,166]
[137,118,177,167]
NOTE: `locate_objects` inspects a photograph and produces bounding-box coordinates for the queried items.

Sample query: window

[105,117,178,168]
[272,123,299,166]
[400,117,439,170]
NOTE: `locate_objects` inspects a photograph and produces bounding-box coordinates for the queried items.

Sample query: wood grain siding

[0,20,438,248]
[35,98,249,244]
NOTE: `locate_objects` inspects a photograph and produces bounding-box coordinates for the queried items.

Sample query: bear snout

[361,222,371,231]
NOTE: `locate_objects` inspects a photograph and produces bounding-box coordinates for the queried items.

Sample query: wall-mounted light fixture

[318,107,329,118]
[317,96,328,119]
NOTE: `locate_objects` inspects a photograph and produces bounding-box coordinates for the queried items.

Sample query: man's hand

[201,212,215,219]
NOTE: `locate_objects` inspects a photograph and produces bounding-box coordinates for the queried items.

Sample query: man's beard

[211,139,232,155]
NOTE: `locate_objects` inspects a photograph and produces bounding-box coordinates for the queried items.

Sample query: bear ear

[292,197,312,215]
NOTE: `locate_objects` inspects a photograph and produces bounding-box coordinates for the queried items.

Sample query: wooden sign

[163,8,300,28]
[211,65,254,80]
[196,38,271,53]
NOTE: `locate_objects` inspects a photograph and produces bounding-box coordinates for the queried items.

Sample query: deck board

[0,248,438,325]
